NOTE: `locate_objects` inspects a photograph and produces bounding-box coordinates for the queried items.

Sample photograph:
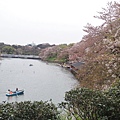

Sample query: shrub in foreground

[0,100,60,120]
[59,82,120,120]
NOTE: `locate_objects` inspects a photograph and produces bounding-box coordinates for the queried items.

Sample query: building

[70,62,84,74]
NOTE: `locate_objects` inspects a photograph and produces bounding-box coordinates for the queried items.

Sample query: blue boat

[6,90,24,97]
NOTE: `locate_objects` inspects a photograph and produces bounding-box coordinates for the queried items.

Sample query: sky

[0,0,119,45]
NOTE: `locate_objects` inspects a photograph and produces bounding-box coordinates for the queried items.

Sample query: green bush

[59,84,120,120]
[0,101,60,120]
[2,46,15,54]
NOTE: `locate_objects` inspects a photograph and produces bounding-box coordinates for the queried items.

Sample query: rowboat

[6,90,24,97]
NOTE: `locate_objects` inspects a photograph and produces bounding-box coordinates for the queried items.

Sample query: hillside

[0,43,55,55]
[39,1,120,90]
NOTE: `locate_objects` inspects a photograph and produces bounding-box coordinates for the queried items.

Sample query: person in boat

[15,88,19,94]
[8,89,13,94]
[16,88,18,91]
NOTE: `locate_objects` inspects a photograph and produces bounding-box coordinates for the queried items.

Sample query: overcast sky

[0,0,119,45]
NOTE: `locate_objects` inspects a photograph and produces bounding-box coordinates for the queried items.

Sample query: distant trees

[37,43,55,49]
[2,46,15,54]
[0,43,55,55]
[39,44,70,63]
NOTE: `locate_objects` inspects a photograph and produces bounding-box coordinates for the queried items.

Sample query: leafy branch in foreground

[59,82,120,120]
[0,100,60,120]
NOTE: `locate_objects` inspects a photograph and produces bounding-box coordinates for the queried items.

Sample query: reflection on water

[0,58,78,104]
[7,94,24,102]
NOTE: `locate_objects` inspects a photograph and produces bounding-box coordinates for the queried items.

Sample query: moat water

[0,58,78,104]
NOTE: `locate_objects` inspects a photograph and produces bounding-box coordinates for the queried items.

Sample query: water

[0,58,78,104]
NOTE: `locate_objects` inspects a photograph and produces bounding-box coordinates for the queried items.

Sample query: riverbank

[42,59,83,80]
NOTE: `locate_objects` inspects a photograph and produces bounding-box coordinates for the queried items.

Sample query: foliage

[75,1,120,89]
[39,45,70,63]
[94,1,120,40]
[37,43,55,49]
[0,101,60,120]
[59,44,68,49]
[76,54,115,90]
[67,43,74,47]
[46,54,57,62]
[2,46,15,54]
[0,43,54,55]
[59,84,120,120]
